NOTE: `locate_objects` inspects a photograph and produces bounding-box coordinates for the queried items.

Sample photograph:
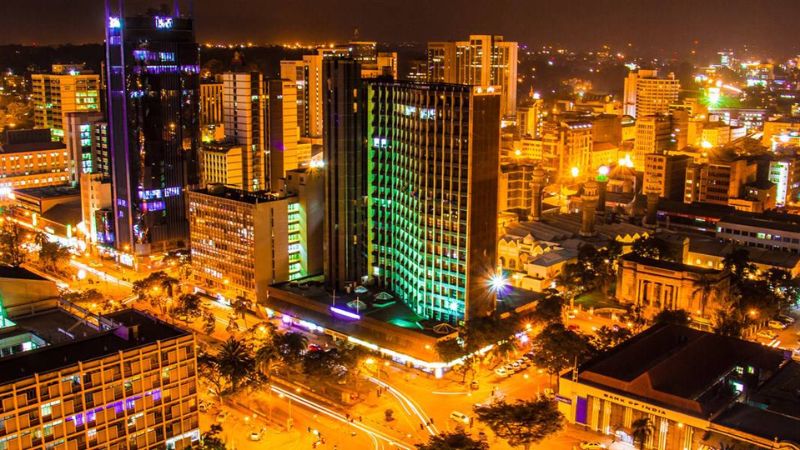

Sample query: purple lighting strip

[330,306,360,320]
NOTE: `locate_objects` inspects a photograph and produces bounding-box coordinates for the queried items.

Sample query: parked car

[216,411,229,423]
[449,411,470,424]
[756,329,778,341]
[580,443,607,449]
[470,380,479,390]
[494,367,509,377]
[778,315,795,325]
[768,320,787,330]
[198,400,212,412]
[249,430,263,441]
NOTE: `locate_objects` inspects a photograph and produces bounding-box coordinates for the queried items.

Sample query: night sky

[2,0,798,58]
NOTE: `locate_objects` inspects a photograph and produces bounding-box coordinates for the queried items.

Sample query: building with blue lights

[105,1,201,261]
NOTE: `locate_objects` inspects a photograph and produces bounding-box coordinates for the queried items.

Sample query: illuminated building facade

[31,69,101,141]
[768,158,800,206]
[367,81,500,323]
[63,112,104,183]
[541,119,592,181]
[0,308,200,450]
[266,79,301,191]
[633,114,673,171]
[643,153,690,201]
[222,72,266,192]
[683,159,756,205]
[199,81,223,126]
[426,35,518,116]
[623,69,680,119]
[199,143,243,188]
[187,186,302,303]
[80,172,112,245]
[105,4,201,258]
[281,55,324,138]
[0,130,71,189]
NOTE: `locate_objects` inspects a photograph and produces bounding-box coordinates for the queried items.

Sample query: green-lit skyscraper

[367,81,500,323]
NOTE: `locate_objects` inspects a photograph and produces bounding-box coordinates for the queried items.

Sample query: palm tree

[232,295,252,327]
[490,336,518,366]
[631,417,654,450]
[722,248,755,286]
[693,275,719,317]
[216,337,255,393]
[273,332,308,366]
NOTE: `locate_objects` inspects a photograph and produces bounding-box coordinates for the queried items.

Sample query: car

[756,329,778,341]
[470,380,479,390]
[520,355,531,362]
[249,431,263,441]
[768,320,787,330]
[449,411,470,424]
[216,411,229,423]
[778,315,795,325]
[504,363,517,373]
[567,312,576,319]
[567,324,580,331]
[524,351,535,358]
[88,261,103,268]
[494,367,509,377]
[579,443,607,449]
[792,348,800,362]
[511,361,521,370]
[198,400,211,412]
[307,343,322,352]
[542,388,555,398]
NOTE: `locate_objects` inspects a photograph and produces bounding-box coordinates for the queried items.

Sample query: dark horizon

[1,0,799,60]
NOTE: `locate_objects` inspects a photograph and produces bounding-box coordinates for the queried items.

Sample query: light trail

[271,385,411,449]
[368,377,438,435]
[69,259,132,288]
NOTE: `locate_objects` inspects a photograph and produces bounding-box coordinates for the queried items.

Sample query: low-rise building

[615,253,729,319]
[0,130,71,190]
[558,323,800,450]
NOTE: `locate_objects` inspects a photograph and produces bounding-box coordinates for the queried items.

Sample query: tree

[531,323,592,388]
[175,293,202,323]
[631,236,673,261]
[255,340,283,381]
[529,290,565,325]
[631,417,654,450]
[473,398,564,450]
[216,337,256,393]
[764,268,799,312]
[653,309,691,326]
[232,295,252,326]
[38,239,71,274]
[202,310,216,335]
[489,336,518,364]
[0,221,26,267]
[273,332,308,366]
[198,424,227,450]
[436,338,476,383]
[693,275,720,317]
[416,431,488,450]
[723,249,756,286]
[713,309,745,338]
[590,325,632,352]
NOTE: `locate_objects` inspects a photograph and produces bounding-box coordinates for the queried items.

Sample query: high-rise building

[31,67,101,141]
[517,98,544,138]
[323,58,368,291]
[0,305,200,450]
[541,119,593,180]
[80,172,112,245]
[281,55,324,138]
[187,186,294,303]
[633,114,674,171]
[286,168,325,277]
[265,79,301,191]
[623,69,680,119]
[199,143,243,187]
[427,35,518,116]
[63,111,104,183]
[768,158,800,207]
[90,121,111,178]
[684,159,757,205]
[222,72,266,191]
[367,81,500,323]
[199,81,223,125]
[105,4,201,259]
[643,153,690,201]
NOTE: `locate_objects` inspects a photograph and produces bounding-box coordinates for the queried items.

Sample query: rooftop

[189,185,293,204]
[688,238,800,269]
[620,253,720,275]
[15,185,81,199]
[0,265,48,281]
[0,309,188,384]
[0,141,66,154]
[572,323,786,417]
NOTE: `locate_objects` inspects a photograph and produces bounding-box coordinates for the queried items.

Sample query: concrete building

[716,213,800,254]
[498,163,539,214]
[683,159,757,205]
[367,81,500,323]
[80,173,112,245]
[222,72,266,192]
[199,143,243,188]
[768,157,800,206]
[762,116,800,149]
[0,129,71,190]
[285,168,324,277]
[266,79,302,191]
[517,98,544,137]
[427,35,518,116]
[281,54,324,138]
[0,303,199,450]
[187,185,298,304]
[31,68,101,141]
[622,69,680,119]
[541,119,593,181]
[633,114,673,171]
[199,81,223,126]
[616,253,730,319]
[558,323,800,450]
[643,154,690,201]
[63,111,104,184]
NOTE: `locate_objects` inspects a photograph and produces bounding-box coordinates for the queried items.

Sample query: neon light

[108,17,121,29]
[154,16,173,29]
[330,306,360,320]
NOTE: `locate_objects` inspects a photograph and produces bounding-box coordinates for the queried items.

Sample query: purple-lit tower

[105,1,200,262]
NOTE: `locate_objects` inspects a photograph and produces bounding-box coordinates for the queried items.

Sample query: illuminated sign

[154,16,173,29]
[330,306,360,320]
[108,17,121,29]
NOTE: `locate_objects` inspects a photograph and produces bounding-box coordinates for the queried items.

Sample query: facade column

[657,417,668,450]
[601,400,612,435]
[590,396,601,432]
